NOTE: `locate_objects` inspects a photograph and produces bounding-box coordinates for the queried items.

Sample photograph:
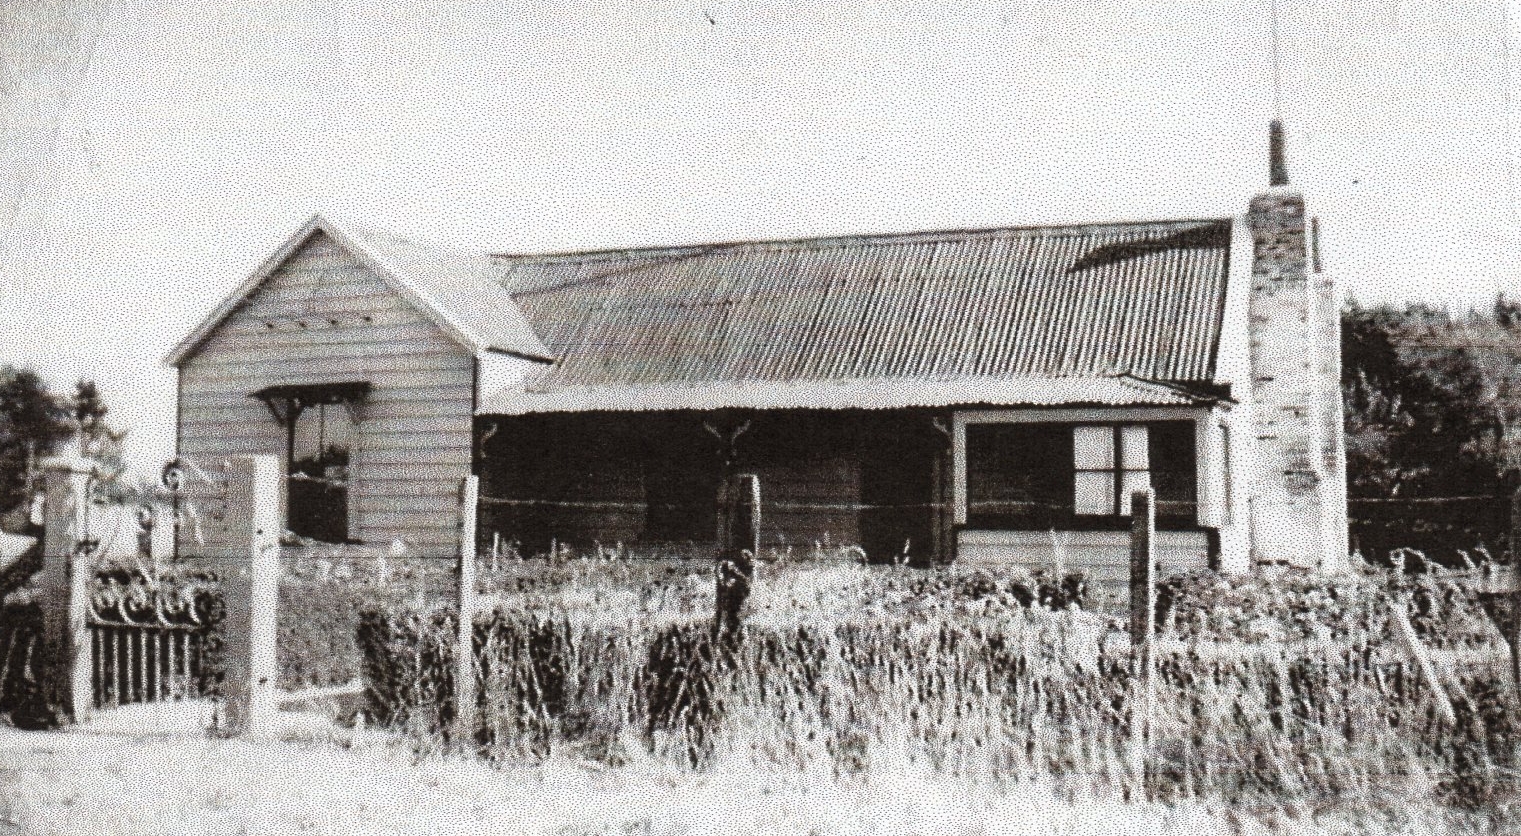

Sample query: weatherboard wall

[175,230,473,557]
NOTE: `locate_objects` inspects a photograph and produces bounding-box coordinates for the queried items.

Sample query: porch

[475,410,948,564]
[474,404,1231,582]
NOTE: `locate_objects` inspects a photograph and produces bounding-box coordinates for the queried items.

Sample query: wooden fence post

[1391,597,1456,726]
[453,475,479,754]
[715,473,760,646]
[1129,487,1157,793]
[199,455,282,737]
[38,440,98,723]
[1130,487,1157,655]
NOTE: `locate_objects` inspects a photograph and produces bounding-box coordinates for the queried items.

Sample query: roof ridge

[489,216,1234,265]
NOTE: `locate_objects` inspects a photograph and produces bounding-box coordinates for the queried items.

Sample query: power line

[1269,0,1284,120]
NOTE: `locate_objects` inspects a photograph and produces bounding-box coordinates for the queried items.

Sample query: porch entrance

[476,410,944,563]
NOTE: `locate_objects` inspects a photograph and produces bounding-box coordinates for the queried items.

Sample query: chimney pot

[1269,119,1290,186]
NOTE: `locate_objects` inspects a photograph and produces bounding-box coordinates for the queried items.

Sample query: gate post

[201,455,282,737]
[1128,487,1157,795]
[715,473,759,647]
[38,439,98,723]
[1129,487,1157,651]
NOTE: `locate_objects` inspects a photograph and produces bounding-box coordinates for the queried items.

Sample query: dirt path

[0,712,1439,836]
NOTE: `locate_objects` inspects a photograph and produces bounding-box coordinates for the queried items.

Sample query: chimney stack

[1244,121,1348,570]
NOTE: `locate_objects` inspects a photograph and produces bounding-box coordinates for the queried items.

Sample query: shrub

[355,604,455,736]
[357,558,1521,811]
[277,546,449,689]
[0,602,46,725]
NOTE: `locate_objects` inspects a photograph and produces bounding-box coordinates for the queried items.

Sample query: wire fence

[108,469,1521,571]
[478,495,946,512]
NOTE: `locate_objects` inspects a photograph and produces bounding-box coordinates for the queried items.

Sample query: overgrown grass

[276,545,453,689]
[357,555,1521,826]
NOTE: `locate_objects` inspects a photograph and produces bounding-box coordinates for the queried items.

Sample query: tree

[74,379,132,503]
[0,366,72,515]
[0,369,130,522]
[73,379,107,435]
[1342,303,1505,499]
[1341,302,1511,562]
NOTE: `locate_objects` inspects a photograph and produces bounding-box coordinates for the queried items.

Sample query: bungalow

[166,124,1348,586]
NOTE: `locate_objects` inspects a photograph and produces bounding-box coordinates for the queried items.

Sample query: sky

[0,0,1518,476]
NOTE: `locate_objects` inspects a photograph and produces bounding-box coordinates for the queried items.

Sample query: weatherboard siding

[176,231,473,556]
[955,529,1211,594]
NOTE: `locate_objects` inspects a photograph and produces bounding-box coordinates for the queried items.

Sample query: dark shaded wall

[476,410,944,562]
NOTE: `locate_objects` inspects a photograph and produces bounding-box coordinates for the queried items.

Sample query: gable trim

[163,214,553,367]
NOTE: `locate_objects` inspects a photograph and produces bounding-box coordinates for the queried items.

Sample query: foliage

[1155,560,1501,647]
[1341,301,1517,562]
[356,604,458,736]
[276,543,452,689]
[72,379,133,504]
[0,369,130,523]
[357,558,1521,813]
[0,601,48,727]
[1342,303,1506,500]
[0,366,73,517]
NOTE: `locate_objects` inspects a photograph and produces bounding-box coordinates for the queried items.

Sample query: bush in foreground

[358,559,1521,816]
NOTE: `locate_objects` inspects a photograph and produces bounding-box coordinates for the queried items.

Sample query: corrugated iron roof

[485,219,1232,411]
[479,374,1210,415]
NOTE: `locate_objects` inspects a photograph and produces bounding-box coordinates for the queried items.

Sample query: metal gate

[1,452,240,717]
[87,457,227,709]
[87,573,219,707]
[87,571,220,708]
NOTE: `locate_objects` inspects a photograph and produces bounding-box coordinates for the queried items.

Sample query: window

[964,419,1197,531]
[1073,425,1151,516]
[251,382,369,543]
[288,402,356,543]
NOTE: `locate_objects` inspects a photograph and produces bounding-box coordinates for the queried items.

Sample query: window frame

[251,381,369,544]
[1072,423,1153,518]
[953,407,1208,533]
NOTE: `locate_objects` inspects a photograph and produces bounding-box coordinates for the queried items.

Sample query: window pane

[292,403,353,481]
[1120,471,1152,515]
[1120,425,1149,470]
[289,402,356,543]
[1073,426,1113,470]
[966,424,1073,525]
[1074,471,1114,515]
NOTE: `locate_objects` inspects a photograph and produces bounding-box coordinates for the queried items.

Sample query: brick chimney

[1246,120,1349,570]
